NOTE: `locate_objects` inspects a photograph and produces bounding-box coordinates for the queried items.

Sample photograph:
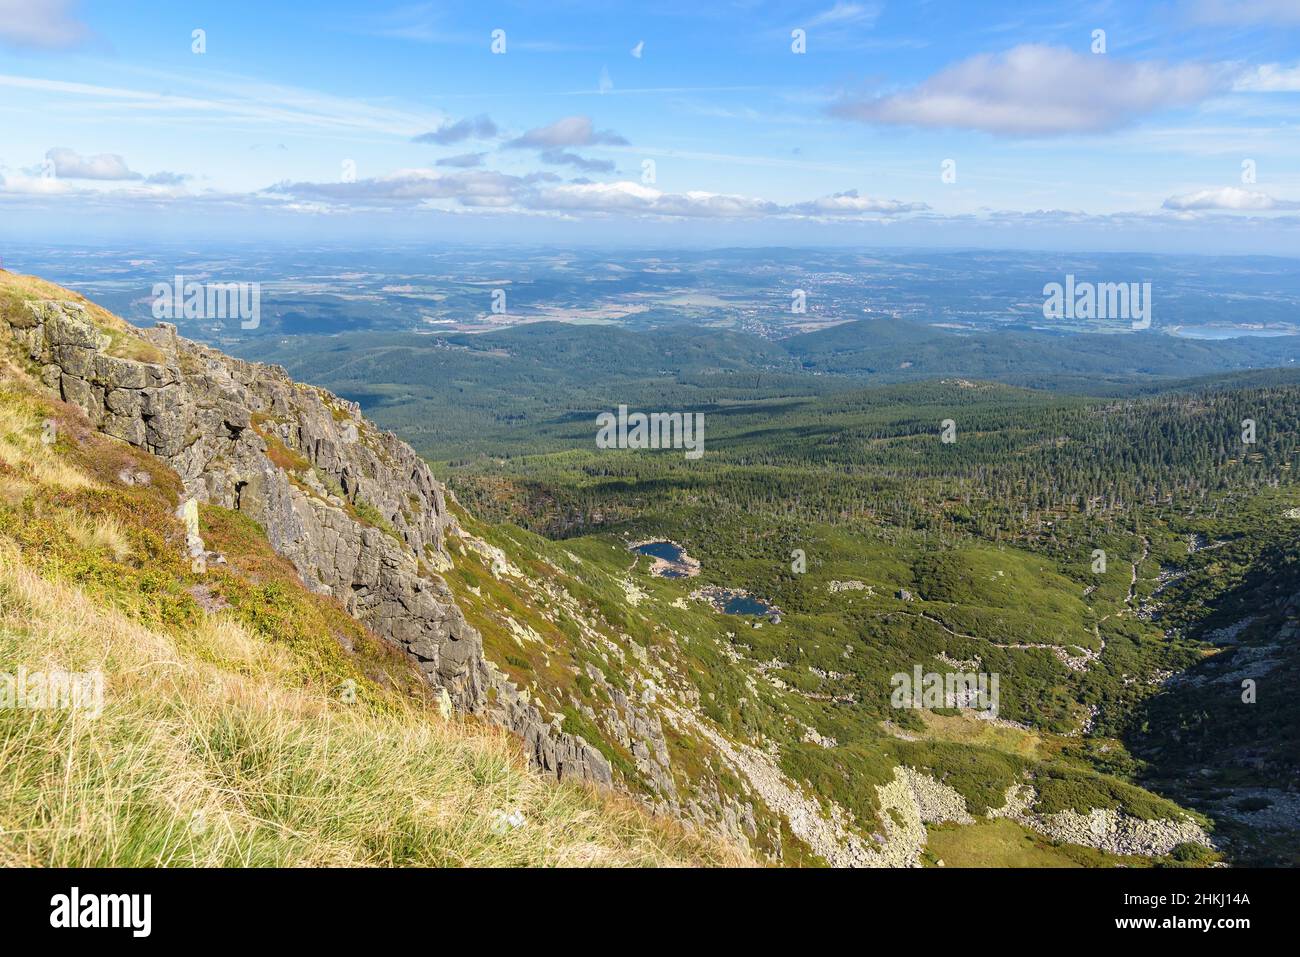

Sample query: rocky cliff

[4,297,612,786]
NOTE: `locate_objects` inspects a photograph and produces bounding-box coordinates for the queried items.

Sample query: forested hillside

[238,320,1300,460]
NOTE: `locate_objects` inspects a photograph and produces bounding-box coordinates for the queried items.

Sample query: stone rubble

[988,783,1213,857]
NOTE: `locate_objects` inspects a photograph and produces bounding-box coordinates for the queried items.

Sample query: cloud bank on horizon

[1,0,1300,251]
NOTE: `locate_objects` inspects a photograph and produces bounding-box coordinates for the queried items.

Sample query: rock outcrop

[5,299,610,785]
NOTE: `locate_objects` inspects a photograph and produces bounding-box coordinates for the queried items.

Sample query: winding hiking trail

[906,539,1153,731]
[911,607,1103,673]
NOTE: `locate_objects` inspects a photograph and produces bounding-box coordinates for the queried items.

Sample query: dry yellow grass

[0,535,750,867]
[913,709,1044,759]
[0,396,96,492]
[58,511,133,563]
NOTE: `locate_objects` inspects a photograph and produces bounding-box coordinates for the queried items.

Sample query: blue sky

[2,0,1300,251]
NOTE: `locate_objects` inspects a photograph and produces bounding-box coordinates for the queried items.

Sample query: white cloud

[260,168,926,221]
[525,180,664,212]
[2,150,194,200]
[1163,186,1300,210]
[791,189,927,215]
[45,147,142,181]
[264,169,524,208]
[412,115,498,144]
[524,181,924,220]
[523,180,782,218]
[1234,63,1300,92]
[832,44,1222,135]
[145,171,191,185]
[13,170,1300,247]
[435,152,487,168]
[808,2,881,28]
[0,0,89,50]
[0,172,71,195]
[538,150,616,173]
[505,116,628,149]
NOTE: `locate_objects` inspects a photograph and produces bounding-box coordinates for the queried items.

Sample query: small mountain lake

[719,591,779,616]
[694,586,781,620]
[635,540,684,563]
[631,540,699,578]
[631,541,779,620]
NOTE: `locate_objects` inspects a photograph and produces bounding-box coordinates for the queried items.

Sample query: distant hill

[783,318,1300,384]
[238,317,1300,460]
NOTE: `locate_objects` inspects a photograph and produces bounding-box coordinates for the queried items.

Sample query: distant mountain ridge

[237,316,1300,461]
[782,317,1300,380]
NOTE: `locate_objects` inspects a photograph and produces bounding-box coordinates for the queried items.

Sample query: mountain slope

[0,271,746,867]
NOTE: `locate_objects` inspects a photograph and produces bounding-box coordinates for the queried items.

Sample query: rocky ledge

[4,299,611,786]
